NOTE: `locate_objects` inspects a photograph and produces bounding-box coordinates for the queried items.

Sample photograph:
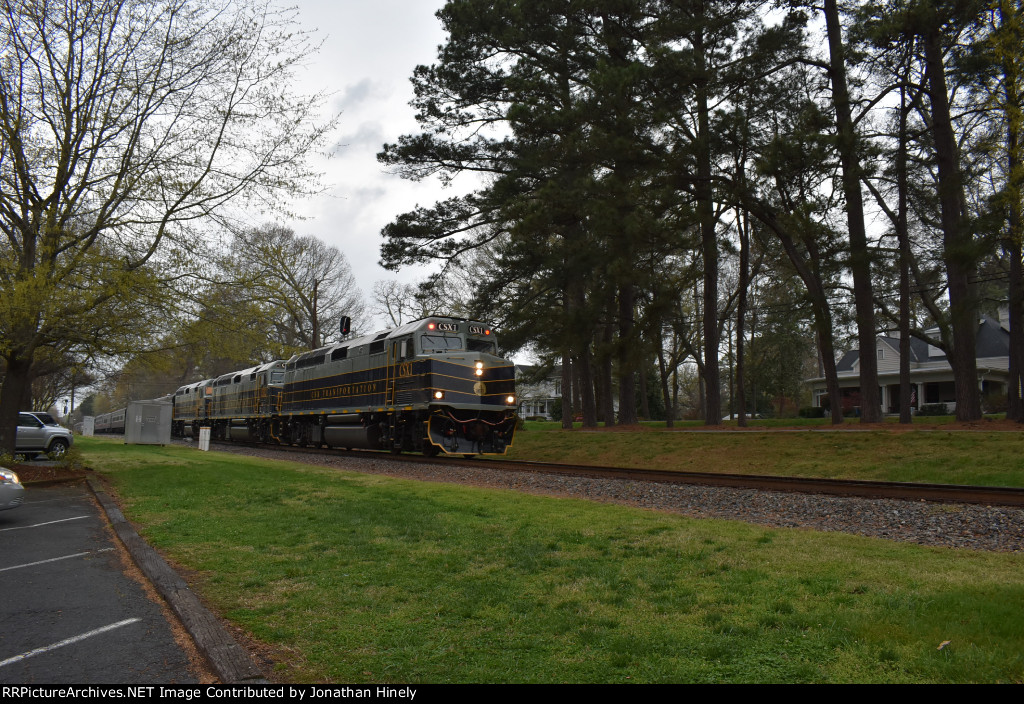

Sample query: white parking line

[0,618,143,668]
[0,515,89,532]
[0,548,114,573]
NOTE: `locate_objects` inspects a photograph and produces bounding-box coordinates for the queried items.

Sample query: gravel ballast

[216,444,1024,553]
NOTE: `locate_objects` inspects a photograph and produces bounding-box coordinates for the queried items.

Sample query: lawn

[505,421,1024,487]
[81,437,1024,683]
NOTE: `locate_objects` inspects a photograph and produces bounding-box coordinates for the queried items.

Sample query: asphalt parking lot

[0,482,200,684]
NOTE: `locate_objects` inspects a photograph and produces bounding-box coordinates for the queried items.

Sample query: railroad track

[209,440,1024,508]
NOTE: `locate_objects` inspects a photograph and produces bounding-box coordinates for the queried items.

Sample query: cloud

[332,121,387,156]
[334,78,393,114]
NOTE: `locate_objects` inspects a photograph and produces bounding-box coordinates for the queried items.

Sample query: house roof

[835,349,859,372]
[834,316,1009,371]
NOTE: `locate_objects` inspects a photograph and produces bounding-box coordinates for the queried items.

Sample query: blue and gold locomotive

[170,317,517,455]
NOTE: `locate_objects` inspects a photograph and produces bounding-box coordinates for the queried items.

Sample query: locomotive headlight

[506,395,516,405]
[474,361,484,377]
[433,390,445,400]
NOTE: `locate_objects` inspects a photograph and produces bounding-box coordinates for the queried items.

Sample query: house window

[877,348,884,359]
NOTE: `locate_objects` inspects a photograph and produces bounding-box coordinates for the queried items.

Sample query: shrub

[54,444,85,468]
[983,391,1008,414]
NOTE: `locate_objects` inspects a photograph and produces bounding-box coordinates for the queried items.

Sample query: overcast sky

[282,0,464,321]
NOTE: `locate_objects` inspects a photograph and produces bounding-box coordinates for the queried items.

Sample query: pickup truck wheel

[48,439,70,459]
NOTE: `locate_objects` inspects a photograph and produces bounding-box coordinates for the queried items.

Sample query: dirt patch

[10,463,91,484]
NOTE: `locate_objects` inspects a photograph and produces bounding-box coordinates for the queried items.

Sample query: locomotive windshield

[421,334,463,352]
[467,339,496,354]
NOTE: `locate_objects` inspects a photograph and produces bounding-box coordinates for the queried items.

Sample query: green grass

[521,415,993,431]
[81,437,1024,683]
[507,423,1024,487]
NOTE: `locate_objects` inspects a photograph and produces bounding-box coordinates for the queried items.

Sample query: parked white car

[0,468,24,511]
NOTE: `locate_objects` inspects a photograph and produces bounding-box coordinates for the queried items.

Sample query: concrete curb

[88,478,267,684]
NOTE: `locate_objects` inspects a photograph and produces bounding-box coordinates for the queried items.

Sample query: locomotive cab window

[421,335,463,353]
[467,339,496,355]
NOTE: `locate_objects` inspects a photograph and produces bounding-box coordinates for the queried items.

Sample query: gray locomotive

[170,316,518,455]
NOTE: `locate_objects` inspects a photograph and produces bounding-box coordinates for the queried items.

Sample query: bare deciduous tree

[371,279,430,328]
[0,0,335,451]
[229,225,365,350]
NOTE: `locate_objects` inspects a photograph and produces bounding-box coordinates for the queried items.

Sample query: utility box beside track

[125,400,172,445]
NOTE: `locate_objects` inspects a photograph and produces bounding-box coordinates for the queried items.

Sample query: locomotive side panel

[283,345,390,415]
[172,379,213,436]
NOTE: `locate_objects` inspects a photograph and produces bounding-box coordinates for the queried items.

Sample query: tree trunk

[897,83,913,425]
[693,14,721,426]
[576,348,598,428]
[922,21,981,421]
[599,323,615,425]
[0,356,33,455]
[823,0,880,423]
[657,333,675,428]
[639,365,650,420]
[617,283,639,425]
[737,208,750,428]
[561,354,574,430]
[768,220,844,425]
[1001,0,1024,421]
[1009,235,1024,421]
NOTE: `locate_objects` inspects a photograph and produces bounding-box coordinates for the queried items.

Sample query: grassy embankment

[81,436,1024,683]
[506,419,1024,487]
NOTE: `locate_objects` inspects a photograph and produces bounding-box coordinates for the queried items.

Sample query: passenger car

[0,468,24,510]
[16,412,74,459]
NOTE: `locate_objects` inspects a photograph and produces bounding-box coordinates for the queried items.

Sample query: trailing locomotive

[170,316,518,455]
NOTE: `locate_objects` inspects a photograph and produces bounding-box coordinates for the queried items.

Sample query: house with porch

[807,312,1011,415]
[515,364,623,421]
[515,364,561,420]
